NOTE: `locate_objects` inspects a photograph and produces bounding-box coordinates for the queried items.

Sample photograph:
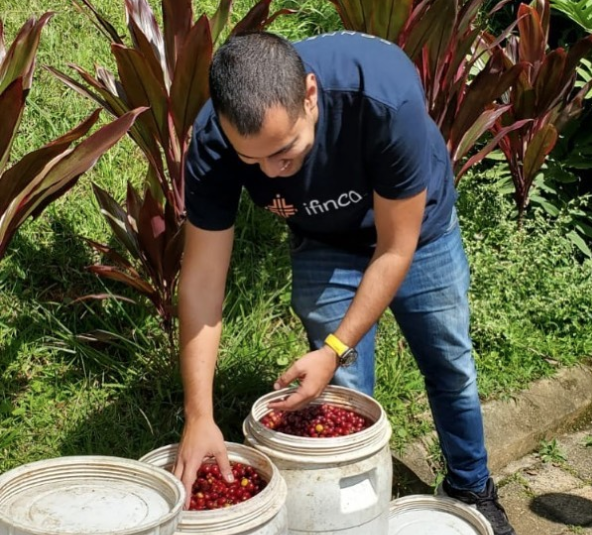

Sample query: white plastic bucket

[243,385,393,535]
[0,455,185,535]
[139,442,288,535]
[388,495,494,534]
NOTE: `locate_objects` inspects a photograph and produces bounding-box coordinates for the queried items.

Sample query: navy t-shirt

[185,31,456,250]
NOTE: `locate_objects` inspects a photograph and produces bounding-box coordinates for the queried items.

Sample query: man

[173,30,516,535]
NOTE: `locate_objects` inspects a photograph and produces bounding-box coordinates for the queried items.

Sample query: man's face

[219,74,318,178]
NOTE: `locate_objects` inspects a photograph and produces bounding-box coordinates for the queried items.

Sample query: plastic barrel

[0,455,185,535]
[243,385,393,535]
[388,495,495,535]
[139,442,288,535]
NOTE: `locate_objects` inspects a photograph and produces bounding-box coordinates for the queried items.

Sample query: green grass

[2,0,592,472]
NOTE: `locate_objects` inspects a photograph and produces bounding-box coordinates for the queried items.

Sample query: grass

[2,0,592,472]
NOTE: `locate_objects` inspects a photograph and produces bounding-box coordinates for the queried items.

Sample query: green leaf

[550,0,592,32]
[485,150,507,161]
[276,355,289,366]
[575,221,592,239]
[530,194,560,216]
[567,230,592,258]
[210,0,232,45]
[370,0,415,42]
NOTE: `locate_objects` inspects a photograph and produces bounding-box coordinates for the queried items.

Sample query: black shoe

[442,478,517,535]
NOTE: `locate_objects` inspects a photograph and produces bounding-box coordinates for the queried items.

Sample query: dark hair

[209,32,307,136]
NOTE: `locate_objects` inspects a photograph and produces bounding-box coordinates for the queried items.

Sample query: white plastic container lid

[0,455,185,535]
[389,495,494,535]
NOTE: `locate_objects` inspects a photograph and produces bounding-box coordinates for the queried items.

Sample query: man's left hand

[268,346,339,411]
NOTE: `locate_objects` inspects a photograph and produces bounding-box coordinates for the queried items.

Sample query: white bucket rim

[139,442,288,533]
[389,495,494,535]
[243,385,392,463]
[0,455,185,535]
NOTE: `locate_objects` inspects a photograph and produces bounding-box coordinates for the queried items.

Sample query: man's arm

[270,188,426,410]
[173,222,235,505]
[332,188,425,348]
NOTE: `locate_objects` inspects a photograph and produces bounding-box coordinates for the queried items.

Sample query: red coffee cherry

[188,461,267,511]
[260,404,370,437]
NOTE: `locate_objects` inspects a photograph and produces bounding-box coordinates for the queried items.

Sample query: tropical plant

[0,13,142,261]
[490,0,592,222]
[537,438,567,463]
[550,0,592,32]
[326,0,527,180]
[550,0,592,99]
[488,149,592,258]
[532,108,592,257]
[50,0,292,340]
[574,57,592,98]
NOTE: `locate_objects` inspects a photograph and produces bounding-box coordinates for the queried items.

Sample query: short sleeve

[364,91,432,199]
[184,104,243,230]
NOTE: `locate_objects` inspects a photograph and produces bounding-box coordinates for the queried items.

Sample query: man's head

[209,32,319,178]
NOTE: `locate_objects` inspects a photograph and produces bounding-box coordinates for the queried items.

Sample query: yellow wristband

[324,333,349,357]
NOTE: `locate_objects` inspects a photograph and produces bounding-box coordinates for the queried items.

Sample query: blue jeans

[290,214,490,492]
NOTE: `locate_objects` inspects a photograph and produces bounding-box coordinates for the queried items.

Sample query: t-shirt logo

[266,194,298,218]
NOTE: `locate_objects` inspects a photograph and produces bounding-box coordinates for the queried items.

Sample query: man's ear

[304,73,318,112]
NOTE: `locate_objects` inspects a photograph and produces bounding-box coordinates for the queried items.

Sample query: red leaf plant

[327,0,527,178]
[0,13,143,261]
[50,0,292,340]
[489,0,592,221]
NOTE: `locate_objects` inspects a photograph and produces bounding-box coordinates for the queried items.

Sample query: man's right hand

[173,417,234,508]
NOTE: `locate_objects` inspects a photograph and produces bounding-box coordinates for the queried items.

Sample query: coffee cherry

[260,404,370,437]
[189,461,267,511]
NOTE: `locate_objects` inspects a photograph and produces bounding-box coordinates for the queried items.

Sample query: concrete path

[391,364,592,534]
[497,421,592,535]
